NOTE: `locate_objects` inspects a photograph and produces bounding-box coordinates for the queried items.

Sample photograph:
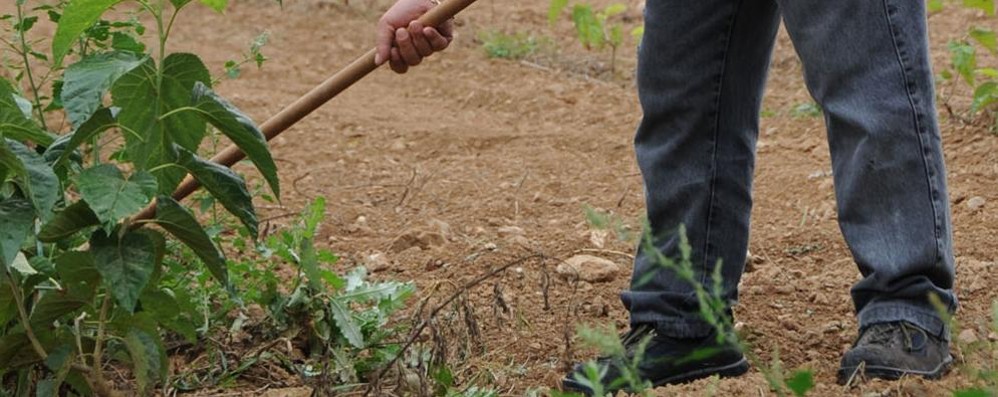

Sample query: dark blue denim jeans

[622,0,957,339]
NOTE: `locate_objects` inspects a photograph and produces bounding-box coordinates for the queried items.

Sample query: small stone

[389,230,446,252]
[556,255,620,282]
[988,332,997,342]
[529,342,542,350]
[957,329,979,344]
[483,242,498,251]
[363,251,390,273]
[589,229,608,248]
[967,196,986,211]
[509,235,531,248]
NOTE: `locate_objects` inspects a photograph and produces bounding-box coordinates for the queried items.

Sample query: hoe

[130,0,477,222]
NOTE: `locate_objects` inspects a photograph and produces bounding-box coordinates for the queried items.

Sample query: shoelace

[865,322,922,351]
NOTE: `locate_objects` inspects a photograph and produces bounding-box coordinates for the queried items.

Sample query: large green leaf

[38,201,100,242]
[2,140,60,221]
[548,0,569,25]
[113,54,211,193]
[89,229,160,312]
[191,82,279,199]
[175,146,258,238]
[76,164,157,230]
[52,0,121,65]
[153,196,228,285]
[52,107,117,166]
[54,251,101,302]
[0,198,34,268]
[29,292,87,329]
[123,328,162,394]
[62,52,144,128]
[0,80,53,146]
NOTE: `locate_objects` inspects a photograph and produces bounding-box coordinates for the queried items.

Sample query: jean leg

[776,0,957,338]
[622,0,781,337]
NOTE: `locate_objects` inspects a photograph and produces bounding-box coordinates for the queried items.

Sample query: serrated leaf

[0,80,53,146]
[2,140,60,220]
[175,145,258,238]
[548,0,568,25]
[785,370,814,397]
[52,0,121,65]
[113,54,211,193]
[330,299,363,348]
[971,81,998,112]
[76,164,157,230]
[51,107,117,166]
[38,200,100,242]
[949,41,977,86]
[62,52,144,128]
[90,229,160,312]
[54,251,101,301]
[602,3,626,18]
[970,27,997,54]
[199,0,228,12]
[153,196,228,285]
[29,291,87,329]
[190,82,279,198]
[0,198,34,268]
[123,328,162,394]
[963,0,995,16]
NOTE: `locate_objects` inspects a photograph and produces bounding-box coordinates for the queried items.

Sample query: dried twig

[364,254,547,396]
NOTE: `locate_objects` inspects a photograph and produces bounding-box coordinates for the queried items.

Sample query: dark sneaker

[838,321,953,384]
[562,324,749,395]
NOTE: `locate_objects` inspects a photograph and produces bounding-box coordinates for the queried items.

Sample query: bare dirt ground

[165,0,998,395]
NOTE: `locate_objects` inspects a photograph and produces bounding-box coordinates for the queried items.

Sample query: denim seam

[881,0,943,264]
[701,0,743,288]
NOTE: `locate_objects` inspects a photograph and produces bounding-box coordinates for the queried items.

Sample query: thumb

[375,21,394,65]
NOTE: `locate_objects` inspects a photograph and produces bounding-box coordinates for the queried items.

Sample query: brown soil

[73,0,998,395]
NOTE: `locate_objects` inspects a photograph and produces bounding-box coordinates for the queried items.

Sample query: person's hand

[375,0,454,74]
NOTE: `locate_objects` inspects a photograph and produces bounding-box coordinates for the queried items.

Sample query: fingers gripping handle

[130,0,478,224]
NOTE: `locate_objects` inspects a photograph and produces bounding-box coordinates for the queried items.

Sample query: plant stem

[92,293,113,385]
[8,276,48,360]
[15,2,49,131]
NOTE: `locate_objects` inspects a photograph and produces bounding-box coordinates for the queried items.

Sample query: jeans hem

[858,302,950,341]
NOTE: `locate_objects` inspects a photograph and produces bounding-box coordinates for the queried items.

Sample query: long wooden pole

[131,0,477,222]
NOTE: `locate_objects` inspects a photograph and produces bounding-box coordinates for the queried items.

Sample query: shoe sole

[837,355,953,385]
[562,357,750,395]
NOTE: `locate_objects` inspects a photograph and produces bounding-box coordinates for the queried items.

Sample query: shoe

[561,324,749,395]
[837,321,953,384]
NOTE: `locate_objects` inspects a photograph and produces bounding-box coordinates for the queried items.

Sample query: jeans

[621,0,957,339]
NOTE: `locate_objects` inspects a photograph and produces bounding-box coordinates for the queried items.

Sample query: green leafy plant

[571,210,815,396]
[478,30,541,60]
[931,0,998,130]
[548,0,640,74]
[0,0,280,394]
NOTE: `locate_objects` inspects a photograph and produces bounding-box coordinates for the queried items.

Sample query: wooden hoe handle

[131,0,478,222]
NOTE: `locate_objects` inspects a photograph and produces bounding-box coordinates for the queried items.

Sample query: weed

[790,102,822,118]
[478,30,542,60]
[568,211,816,396]
[548,0,642,74]
[931,0,998,130]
